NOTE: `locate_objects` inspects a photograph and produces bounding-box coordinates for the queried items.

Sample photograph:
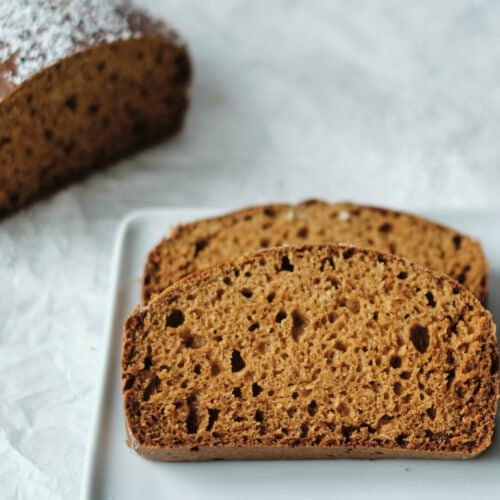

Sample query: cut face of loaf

[0,1,190,216]
[143,201,488,303]
[123,245,499,461]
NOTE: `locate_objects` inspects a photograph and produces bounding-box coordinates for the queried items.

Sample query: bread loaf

[143,201,488,302]
[0,0,191,215]
[123,245,498,461]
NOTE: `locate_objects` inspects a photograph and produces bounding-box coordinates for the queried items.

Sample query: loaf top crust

[124,244,498,460]
[143,200,488,303]
[0,0,183,100]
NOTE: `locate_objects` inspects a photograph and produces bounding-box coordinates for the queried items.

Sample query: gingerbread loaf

[123,245,498,461]
[143,201,488,302]
[0,0,191,215]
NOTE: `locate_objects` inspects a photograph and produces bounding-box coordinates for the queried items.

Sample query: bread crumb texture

[143,201,487,303]
[124,245,498,460]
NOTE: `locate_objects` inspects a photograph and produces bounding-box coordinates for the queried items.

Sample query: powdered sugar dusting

[0,0,180,87]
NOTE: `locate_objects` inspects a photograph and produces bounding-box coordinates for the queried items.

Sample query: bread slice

[0,0,190,216]
[123,245,498,461]
[142,201,488,303]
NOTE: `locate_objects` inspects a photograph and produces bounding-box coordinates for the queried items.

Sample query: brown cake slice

[0,0,191,216]
[142,201,488,303]
[123,245,498,461]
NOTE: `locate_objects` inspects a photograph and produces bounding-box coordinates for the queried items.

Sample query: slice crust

[124,245,498,461]
[142,201,488,303]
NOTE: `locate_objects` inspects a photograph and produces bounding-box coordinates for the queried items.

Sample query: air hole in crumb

[267,292,275,303]
[307,400,318,416]
[231,350,246,372]
[143,345,153,369]
[425,292,436,307]
[97,61,106,72]
[65,94,77,111]
[252,382,263,397]
[457,265,470,284]
[194,238,209,256]
[390,355,402,369]
[446,369,455,389]
[341,425,354,442]
[87,104,99,115]
[393,382,402,395]
[378,415,393,427]
[186,394,200,434]
[400,371,411,380]
[263,207,276,217]
[44,129,53,141]
[248,322,259,332]
[194,364,201,375]
[292,391,299,400]
[255,410,264,422]
[232,387,242,398]
[276,310,287,323]
[378,223,392,233]
[260,238,270,248]
[297,227,309,238]
[300,423,309,438]
[491,352,499,375]
[206,409,220,431]
[280,256,294,272]
[426,406,436,420]
[291,310,306,341]
[190,446,199,452]
[337,402,348,416]
[397,272,408,280]
[342,248,355,259]
[166,309,184,328]
[395,434,408,447]
[142,375,160,401]
[241,288,253,299]
[0,137,12,148]
[328,313,336,323]
[182,333,206,349]
[124,375,135,390]
[452,235,462,250]
[211,362,221,377]
[410,324,429,353]
[287,407,297,417]
[319,256,335,272]
[223,276,232,286]
[334,341,346,352]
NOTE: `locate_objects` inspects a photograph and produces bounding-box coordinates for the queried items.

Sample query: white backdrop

[1,1,500,498]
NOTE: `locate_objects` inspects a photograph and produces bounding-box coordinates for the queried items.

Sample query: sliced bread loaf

[0,0,190,215]
[142,201,488,303]
[123,245,498,461]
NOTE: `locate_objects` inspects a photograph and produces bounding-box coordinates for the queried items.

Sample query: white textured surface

[1,1,500,498]
[83,210,500,500]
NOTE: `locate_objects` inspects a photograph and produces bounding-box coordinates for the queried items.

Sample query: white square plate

[81,208,500,500]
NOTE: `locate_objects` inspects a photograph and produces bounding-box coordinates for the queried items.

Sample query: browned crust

[125,244,498,461]
[141,200,488,303]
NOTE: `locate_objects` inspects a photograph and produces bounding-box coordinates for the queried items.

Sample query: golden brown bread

[0,0,191,216]
[142,201,488,303]
[123,245,498,461]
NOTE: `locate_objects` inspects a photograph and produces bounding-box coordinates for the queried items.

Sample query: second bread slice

[142,201,488,302]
